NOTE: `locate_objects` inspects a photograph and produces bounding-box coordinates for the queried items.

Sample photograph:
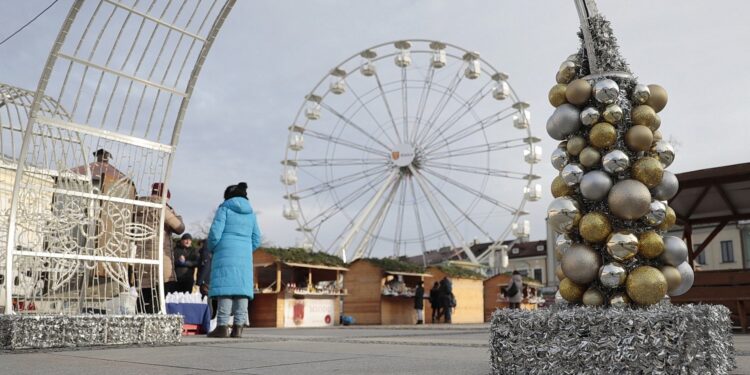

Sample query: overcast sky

[1,1,748,256]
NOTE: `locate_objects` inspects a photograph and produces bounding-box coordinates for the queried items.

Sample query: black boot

[230,325,243,338]
[207,325,229,338]
[417,320,423,325]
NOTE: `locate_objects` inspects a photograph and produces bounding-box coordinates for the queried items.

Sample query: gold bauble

[589,122,617,149]
[638,231,664,259]
[658,206,676,231]
[559,278,586,303]
[549,84,568,107]
[660,265,682,294]
[632,157,664,188]
[566,136,586,156]
[626,266,668,306]
[625,125,654,152]
[556,263,565,281]
[631,105,660,131]
[653,129,663,142]
[579,212,612,243]
[646,84,668,113]
[551,175,575,198]
[565,79,592,106]
[579,147,601,168]
[582,288,605,306]
[650,113,662,131]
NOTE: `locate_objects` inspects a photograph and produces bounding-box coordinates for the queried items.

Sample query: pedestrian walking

[429,281,441,323]
[439,277,454,323]
[505,270,524,309]
[206,182,262,338]
[414,281,424,325]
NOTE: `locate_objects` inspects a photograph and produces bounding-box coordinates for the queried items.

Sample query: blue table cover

[167,303,211,333]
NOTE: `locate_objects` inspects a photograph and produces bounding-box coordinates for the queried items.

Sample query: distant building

[403,240,549,283]
[668,221,750,271]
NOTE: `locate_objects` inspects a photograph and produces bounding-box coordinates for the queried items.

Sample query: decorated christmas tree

[546,0,693,307]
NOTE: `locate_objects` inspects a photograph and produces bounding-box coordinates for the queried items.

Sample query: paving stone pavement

[2,324,748,374]
[0,324,491,375]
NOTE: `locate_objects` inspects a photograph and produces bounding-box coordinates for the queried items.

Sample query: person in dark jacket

[429,282,441,323]
[206,182,261,339]
[196,240,218,319]
[439,277,454,323]
[414,281,425,325]
[174,233,200,293]
[505,270,524,309]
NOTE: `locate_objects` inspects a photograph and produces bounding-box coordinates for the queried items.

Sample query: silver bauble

[602,150,630,174]
[593,79,620,105]
[554,233,573,257]
[551,146,569,171]
[561,163,585,186]
[606,231,639,261]
[661,236,688,266]
[644,199,667,226]
[653,140,675,168]
[652,170,679,201]
[670,261,695,296]
[580,170,613,201]
[608,180,652,220]
[546,104,581,140]
[580,107,600,126]
[547,196,581,233]
[632,83,651,104]
[561,243,601,285]
[599,262,627,288]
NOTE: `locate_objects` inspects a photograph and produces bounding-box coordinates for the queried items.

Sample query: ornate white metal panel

[2,0,235,315]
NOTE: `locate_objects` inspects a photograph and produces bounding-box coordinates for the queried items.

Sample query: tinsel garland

[489,304,735,375]
[0,314,182,350]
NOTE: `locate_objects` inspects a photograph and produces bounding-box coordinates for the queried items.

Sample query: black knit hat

[224,182,248,200]
[181,233,192,240]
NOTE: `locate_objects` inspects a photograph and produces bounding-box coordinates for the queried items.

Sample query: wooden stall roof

[256,248,346,268]
[671,162,750,226]
[351,258,426,275]
[283,262,348,272]
[427,264,484,280]
[384,270,432,278]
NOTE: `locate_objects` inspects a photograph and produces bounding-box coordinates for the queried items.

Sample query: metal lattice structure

[1,0,235,315]
[282,40,541,264]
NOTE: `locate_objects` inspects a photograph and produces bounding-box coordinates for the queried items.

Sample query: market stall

[425,263,484,323]
[483,273,545,321]
[343,258,431,325]
[251,248,347,328]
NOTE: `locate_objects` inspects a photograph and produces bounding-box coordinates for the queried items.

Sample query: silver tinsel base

[490,304,735,375]
[0,314,182,350]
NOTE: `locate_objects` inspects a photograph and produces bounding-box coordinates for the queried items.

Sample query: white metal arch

[2,0,235,315]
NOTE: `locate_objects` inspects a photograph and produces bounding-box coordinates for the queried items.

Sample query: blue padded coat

[207,197,261,298]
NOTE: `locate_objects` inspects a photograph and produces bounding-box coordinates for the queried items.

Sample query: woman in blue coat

[206,182,261,338]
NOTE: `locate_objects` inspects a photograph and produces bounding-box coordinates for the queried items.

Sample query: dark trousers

[437,297,452,323]
[431,305,441,323]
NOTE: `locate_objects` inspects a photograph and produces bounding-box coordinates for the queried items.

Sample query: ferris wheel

[281,40,541,264]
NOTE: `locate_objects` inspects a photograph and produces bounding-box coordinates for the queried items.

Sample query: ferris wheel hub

[390,143,416,167]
